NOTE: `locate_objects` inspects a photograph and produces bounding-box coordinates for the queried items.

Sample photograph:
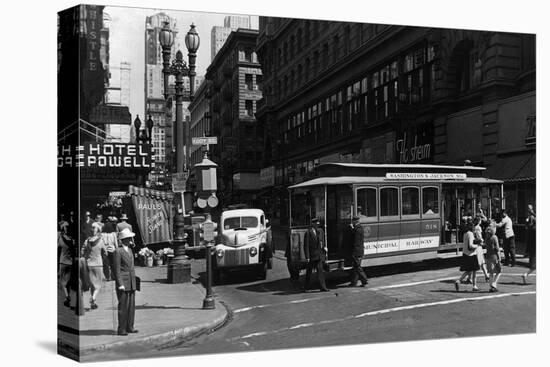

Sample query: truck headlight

[249,246,258,257]
[216,249,225,258]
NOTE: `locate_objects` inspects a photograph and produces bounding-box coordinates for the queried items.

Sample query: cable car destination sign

[58,143,153,168]
[386,173,467,180]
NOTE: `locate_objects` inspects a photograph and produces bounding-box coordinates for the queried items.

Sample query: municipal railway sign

[192,137,218,146]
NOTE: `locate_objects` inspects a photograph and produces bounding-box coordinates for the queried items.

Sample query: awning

[128,185,174,245]
[488,153,536,183]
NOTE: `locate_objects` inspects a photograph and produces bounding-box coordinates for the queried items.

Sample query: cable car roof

[288,176,503,189]
[319,163,487,171]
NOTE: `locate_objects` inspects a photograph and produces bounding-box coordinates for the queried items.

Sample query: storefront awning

[488,153,536,183]
[128,185,174,245]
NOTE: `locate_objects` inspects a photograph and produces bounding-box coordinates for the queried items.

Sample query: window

[422,187,439,216]
[245,100,253,116]
[245,74,253,90]
[346,81,361,131]
[380,187,399,217]
[357,187,377,220]
[256,75,263,91]
[402,187,420,216]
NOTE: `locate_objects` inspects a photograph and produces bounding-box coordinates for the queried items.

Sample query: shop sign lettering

[396,132,431,163]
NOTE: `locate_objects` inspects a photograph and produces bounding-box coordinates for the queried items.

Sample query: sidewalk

[57,264,227,361]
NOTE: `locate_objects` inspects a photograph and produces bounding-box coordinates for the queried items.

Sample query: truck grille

[224,248,250,266]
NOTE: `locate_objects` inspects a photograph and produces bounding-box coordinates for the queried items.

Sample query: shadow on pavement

[141,278,169,284]
[135,305,203,311]
[78,329,116,336]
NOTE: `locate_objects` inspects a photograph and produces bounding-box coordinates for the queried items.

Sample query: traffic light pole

[202,213,216,309]
[202,240,215,309]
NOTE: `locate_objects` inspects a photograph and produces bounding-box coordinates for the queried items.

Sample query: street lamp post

[159,22,200,173]
[159,22,200,284]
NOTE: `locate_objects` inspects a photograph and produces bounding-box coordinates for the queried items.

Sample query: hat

[311,217,320,224]
[352,216,360,221]
[119,228,135,240]
[120,213,128,220]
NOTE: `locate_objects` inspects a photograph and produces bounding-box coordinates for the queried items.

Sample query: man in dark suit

[303,218,329,292]
[350,216,368,287]
[113,228,139,336]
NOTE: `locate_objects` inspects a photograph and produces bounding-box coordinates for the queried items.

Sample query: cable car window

[380,187,398,217]
[402,187,419,216]
[356,187,377,218]
[422,187,439,216]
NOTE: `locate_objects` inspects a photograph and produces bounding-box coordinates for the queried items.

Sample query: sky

[105,5,259,120]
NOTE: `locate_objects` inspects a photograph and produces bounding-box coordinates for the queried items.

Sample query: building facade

[188,79,212,166]
[211,15,252,62]
[105,61,132,142]
[206,29,263,206]
[256,18,535,233]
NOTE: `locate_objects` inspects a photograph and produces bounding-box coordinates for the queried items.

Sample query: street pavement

[57,263,228,362]
[113,249,536,359]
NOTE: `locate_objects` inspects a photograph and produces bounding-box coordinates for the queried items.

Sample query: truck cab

[213,209,273,282]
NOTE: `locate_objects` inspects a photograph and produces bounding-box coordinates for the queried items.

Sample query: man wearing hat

[349,216,368,287]
[117,213,133,233]
[113,228,139,336]
[303,218,329,292]
[81,211,94,245]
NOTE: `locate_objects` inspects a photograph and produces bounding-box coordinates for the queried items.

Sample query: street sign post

[192,137,218,146]
[172,171,189,215]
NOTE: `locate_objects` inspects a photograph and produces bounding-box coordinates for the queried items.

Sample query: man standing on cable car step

[303,218,329,292]
[349,216,368,287]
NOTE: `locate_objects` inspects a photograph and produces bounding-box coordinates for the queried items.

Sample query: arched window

[297,64,303,86]
[305,58,311,81]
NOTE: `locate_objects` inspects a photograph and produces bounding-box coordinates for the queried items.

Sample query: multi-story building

[206,29,263,206]
[256,18,535,233]
[224,15,250,29]
[211,15,252,62]
[105,62,132,142]
[211,26,233,62]
[188,79,211,166]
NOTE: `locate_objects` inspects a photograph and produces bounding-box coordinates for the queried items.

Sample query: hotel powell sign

[58,143,153,168]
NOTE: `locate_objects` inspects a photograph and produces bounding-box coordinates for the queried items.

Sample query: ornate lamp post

[159,22,200,173]
[159,22,200,284]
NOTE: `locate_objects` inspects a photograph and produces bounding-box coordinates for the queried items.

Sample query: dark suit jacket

[113,246,137,290]
[304,227,324,261]
[352,224,365,257]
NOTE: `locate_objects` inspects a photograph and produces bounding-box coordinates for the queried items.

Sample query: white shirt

[497,216,515,238]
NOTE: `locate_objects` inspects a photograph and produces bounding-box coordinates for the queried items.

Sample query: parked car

[213,208,273,283]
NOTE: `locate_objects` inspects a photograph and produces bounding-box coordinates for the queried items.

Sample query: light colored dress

[84,236,106,289]
[473,225,485,266]
[485,234,501,273]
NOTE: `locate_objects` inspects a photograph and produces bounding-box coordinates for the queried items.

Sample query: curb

[80,310,228,356]
[77,280,230,358]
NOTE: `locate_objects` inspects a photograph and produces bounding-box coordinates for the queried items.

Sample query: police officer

[349,216,368,287]
[303,218,329,292]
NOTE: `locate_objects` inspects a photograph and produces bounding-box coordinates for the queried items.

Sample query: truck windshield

[223,216,258,230]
